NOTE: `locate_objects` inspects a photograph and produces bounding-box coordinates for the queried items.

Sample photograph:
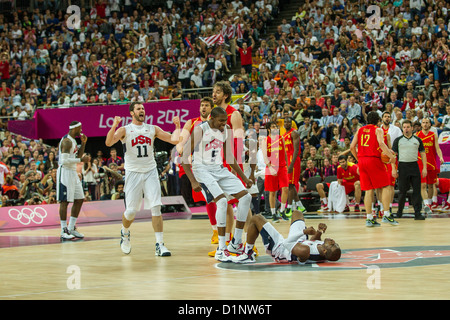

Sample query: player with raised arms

[105,102,181,256]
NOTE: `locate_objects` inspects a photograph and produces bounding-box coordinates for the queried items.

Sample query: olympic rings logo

[8,207,48,225]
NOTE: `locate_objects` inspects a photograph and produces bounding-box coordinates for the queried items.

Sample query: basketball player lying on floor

[232,210,341,264]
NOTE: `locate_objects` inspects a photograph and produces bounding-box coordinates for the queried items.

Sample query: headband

[69,122,82,130]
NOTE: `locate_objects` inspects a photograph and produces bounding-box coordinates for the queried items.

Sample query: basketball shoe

[69,226,84,238]
[155,243,171,256]
[365,218,381,227]
[215,248,233,262]
[61,227,75,241]
[227,239,244,255]
[232,250,256,264]
[382,215,399,226]
[120,230,131,254]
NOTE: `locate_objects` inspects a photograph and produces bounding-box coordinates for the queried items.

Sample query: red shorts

[265,166,289,192]
[386,163,396,187]
[421,169,438,185]
[288,156,301,191]
[192,189,206,202]
[358,157,390,191]
[438,178,450,194]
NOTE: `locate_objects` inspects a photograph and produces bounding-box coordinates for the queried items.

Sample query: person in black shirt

[7,146,24,169]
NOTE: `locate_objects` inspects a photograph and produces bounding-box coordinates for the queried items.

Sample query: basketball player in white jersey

[105,102,181,256]
[182,107,254,262]
[233,210,341,264]
[57,121,89,240]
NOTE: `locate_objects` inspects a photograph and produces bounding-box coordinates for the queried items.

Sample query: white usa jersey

[298,240,325,263]
[192,122,228,170]
[58,134,79,170]
[122,123,156,173]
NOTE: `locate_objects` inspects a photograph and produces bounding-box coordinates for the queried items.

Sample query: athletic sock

[218,236,226,250]
[155,232,164,244]
[68,216,77,231]
[233,228,243,244]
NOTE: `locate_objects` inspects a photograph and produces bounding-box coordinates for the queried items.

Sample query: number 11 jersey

[123,123,156,173]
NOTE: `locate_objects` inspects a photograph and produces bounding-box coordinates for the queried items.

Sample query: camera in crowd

[155,151,169,181]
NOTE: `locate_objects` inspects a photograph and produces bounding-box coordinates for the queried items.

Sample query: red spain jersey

[357,124,381,158]
[416,130,437,171]
[282,128,296,156]
[266,135,287,167]
[179,116,204,177]
[337,162,359,185]
[381,126,389,147]
[225,105,237,128]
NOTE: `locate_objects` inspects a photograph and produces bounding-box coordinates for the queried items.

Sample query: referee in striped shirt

[392,120,427,220]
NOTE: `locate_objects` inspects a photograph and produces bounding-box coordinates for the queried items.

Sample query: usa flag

[200,34,224,47]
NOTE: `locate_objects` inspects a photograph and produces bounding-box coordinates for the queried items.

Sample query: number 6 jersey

[122,123,157,173]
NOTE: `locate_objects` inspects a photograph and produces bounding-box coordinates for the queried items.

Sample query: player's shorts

[192,165,246,204]
[192,189,206,203]
[288,156,301,191]
[124,168,162,211]
[260,220,307,263]
[358,156,390,191]
[421,169,438,184]
[56,166,84,203]
[387,163,396,187]
[438,178,450,194]
[265,166,289,192]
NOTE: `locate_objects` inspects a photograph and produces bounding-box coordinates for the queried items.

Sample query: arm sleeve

[59,153,80,165]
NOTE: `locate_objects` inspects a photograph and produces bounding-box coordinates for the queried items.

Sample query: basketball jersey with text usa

[123,123,156,173]
[192,122,228,170]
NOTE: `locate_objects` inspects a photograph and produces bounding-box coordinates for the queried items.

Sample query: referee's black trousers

[397,161,422,216]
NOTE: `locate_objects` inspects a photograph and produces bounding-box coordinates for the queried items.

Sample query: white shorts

[260,220,307,263]
[124,168,162,211]
[57,166,84,203]
[192,165,246,203]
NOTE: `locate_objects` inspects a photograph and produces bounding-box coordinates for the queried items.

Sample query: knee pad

[151,205,161,217]
[124,208,137,221]
[215,197,228,228]
[236,193,252,222]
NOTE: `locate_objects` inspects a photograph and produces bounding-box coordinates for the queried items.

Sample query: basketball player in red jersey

[350,111,398,227]
[177,97,219,244]
[282,116,305,217]
[416,118,444,213]
[212,81,250,254]
[376,111,399,217]
[261,121,290,222]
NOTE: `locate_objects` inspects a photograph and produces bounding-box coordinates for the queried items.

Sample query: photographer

[111,180,125,200]
[1,175,22,206]
[96,163,123,200]
[24,192,47,206]
[20,170,44,201]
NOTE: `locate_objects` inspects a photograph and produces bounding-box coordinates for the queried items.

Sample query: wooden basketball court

[1,210,449,301]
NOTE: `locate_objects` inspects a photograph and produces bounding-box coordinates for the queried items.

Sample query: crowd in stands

[3,0,450,207]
